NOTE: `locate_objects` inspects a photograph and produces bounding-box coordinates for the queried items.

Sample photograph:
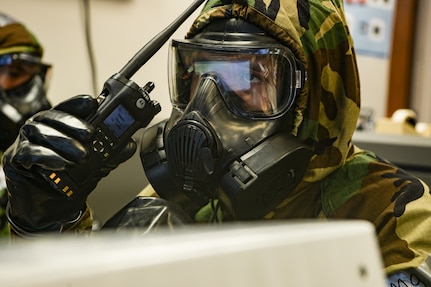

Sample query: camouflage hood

[186,0,360,184]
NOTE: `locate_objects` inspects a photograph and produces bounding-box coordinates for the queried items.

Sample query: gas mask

[0,52,52,151]
[141,19,312,220]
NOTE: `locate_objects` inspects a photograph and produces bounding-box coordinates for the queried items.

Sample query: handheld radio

[38,0,206,198]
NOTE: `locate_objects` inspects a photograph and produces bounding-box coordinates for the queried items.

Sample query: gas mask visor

[169,39,306,119]
[0,53,51,88]
[0,52,51,116]
[0,53,52,151]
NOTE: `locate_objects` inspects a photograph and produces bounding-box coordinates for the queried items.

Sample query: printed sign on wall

[344,0,396,58]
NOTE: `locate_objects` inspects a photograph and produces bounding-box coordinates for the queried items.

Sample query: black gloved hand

[2,95,136,234]
[103,197,193,233]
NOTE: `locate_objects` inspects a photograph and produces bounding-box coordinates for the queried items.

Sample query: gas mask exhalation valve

[166,114,218,196]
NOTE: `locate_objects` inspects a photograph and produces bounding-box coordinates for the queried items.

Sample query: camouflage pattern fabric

[186,0,431,276]
[0,12,44,239]
[0,151,10,237]
[0,13,44,57]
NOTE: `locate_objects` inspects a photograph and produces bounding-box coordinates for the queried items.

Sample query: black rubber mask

[0,75,51,151]
[141,74,312,220]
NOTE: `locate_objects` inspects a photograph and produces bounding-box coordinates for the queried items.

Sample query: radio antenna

[119,0,206,79]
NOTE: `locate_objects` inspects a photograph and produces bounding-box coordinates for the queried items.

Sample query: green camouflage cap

[0,12,44,57]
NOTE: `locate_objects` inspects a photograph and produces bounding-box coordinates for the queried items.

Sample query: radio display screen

[104,104,135,138]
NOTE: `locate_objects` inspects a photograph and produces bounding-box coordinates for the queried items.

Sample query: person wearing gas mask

[0,12,52,236]
[2,0,431,285]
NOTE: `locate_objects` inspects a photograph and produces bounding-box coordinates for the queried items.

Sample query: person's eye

[5,70,22,79]
[1,66,30,79]
[242,72,261,84]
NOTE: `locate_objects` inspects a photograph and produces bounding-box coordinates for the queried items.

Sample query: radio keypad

[93,127,115,158]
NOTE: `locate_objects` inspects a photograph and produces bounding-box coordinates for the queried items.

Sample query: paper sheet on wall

[344,0,396,58]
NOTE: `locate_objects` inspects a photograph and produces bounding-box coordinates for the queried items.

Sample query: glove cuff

[6,203,84,237]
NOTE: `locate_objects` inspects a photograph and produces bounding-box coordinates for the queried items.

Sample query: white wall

[356,55,389,121]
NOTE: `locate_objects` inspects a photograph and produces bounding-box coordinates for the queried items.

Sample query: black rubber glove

[103,197,193,233]
[2,95,136,234]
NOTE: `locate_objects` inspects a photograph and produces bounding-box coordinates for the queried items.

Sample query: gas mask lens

[169,39,305,118]
[0,53,52,123]
[0,53,51,92]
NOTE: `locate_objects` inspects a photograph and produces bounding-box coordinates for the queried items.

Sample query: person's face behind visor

[0,53,50,91]
[193,55,277,114]
[169,40,305,119]
[0,53,52,151]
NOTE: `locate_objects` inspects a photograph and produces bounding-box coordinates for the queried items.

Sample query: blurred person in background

[0,12,52,236]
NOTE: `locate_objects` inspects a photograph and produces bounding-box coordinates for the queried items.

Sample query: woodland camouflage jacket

[184,0,431,276]
[0,151,9,237]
